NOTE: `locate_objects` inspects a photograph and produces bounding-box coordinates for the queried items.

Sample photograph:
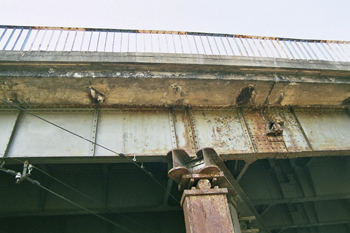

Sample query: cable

[8,157,156,233]
[0,167,134,233]
[30,180,135,232]
[4,157,157,233]
[0,166,17,176]
[0,98,180,204]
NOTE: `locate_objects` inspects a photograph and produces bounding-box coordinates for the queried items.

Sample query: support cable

[0,167,134,233]
[0,98,180,205]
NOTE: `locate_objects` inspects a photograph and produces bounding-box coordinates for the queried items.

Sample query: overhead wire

[7,156,156,233]
[0,98,180,205]
[0,166,135,233]
[32,180,134,233]
[0,98,181,231]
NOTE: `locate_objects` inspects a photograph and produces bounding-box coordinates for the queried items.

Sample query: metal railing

[1,25,350,62]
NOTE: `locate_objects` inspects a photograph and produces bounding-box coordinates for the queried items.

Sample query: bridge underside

[1,157,350,233]
[1,51,350,233]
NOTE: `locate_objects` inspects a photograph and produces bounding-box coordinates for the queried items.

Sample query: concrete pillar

[180,179,235,233]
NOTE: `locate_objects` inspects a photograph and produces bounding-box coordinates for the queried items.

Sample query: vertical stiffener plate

[90,108,99,156]
[0,109,19,156]
[172,108,197,156]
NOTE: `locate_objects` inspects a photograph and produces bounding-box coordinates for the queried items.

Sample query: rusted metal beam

[163,163,175,205]
[102,164,109,209]
[36,164,50,212]
[206,149,272,233]
[90,107,99,156]
[273,220,350,232]
[229,203,242,233]
[236,159,256,183]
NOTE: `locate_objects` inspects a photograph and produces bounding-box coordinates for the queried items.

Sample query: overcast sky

[1,0,349,41]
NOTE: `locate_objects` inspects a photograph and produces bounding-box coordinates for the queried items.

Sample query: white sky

[1,0,350,41]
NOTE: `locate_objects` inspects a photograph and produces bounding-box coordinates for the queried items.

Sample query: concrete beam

[0,73,349,107]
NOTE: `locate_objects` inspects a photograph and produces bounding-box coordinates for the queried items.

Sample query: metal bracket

[266,121,284,136]
[236,159,257,183]
[16,160,33,184]
[168,148,221,181]
[167,149,192,184]
[168,147,236,193]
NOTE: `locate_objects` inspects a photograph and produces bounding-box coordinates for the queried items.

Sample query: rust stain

[206,113,231,149]
[137,30,187,35]
[32,26,85,31]
[182,188,234,233]
[5,25,350,44]
[161,83,188,105]
[173,109,197,156]
[265,109,311,152]
[243,109,287,153]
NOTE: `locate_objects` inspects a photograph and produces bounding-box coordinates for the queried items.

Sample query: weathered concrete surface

[267,82,350,106]
[0,51,350,107]
[0,76,274,106]
[0,73,349,107]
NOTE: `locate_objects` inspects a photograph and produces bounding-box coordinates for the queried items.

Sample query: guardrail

[1,25,350,62]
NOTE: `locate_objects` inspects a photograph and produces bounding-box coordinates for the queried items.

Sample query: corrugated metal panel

[1,25,350,62]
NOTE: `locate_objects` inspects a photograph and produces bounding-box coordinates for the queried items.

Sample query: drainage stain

[236,86,254,106]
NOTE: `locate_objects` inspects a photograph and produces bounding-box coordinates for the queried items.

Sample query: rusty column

[168,148,237,233]
[181,179,234,233]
